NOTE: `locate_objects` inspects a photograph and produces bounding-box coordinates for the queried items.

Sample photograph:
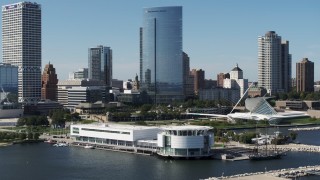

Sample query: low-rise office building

[70,123,161,149]
[70,124,214,158]
[276,100,320,110]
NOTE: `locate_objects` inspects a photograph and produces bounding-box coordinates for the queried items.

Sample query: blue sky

[1,0,319,82]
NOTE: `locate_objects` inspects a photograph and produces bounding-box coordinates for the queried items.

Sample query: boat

[53,143,68,147]
[84,144,95,149]
[249,125,283,161]
[45,139,57,144]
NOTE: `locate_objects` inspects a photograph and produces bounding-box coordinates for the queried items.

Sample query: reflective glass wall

[141,6,183,103]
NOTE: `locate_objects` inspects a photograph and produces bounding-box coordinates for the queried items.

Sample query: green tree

[33,132,40,140]
[19,133,27,140]
[27,133,33,140]
[17,118,26,126]
[51,109,66,127]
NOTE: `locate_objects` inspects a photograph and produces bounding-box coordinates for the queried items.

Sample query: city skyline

[0,0,319,82]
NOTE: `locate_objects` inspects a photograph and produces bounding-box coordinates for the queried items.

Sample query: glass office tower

[2,2,42,104]
[141,6,184,104]
[88,46,112,87]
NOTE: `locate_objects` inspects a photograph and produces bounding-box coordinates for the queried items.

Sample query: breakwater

[288,126,320,131]
[206,165,320,179]
[246,143,320,153]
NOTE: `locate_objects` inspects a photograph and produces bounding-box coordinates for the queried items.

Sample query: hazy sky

[1,0,319,82]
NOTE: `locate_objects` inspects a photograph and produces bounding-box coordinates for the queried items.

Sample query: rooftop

[72,123,160,131]
[231,64,242,71]
[161,125,213,131]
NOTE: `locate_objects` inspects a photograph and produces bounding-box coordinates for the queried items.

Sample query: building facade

[296,58,314,92]
[2,2,42,104]
[198,88,239,105]
[0,63,18,94]
[217,73,230,88]
[69,68,88,80]
[140,6,184,104]
[41,63,58,101]
[258,31,291,95]
[183,52,194,98]
[157,126,214,158]
[190,69,205,95]
[88,46,112,86]
[57,79,107,110]
[70,124,161,150]
[223,64,248,98]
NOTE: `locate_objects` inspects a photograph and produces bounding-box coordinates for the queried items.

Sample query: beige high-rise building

[258,31,291,95]
[296,58,314,92]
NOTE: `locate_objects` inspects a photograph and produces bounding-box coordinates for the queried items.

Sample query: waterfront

[0,144,319,179]
[0,126,319,180]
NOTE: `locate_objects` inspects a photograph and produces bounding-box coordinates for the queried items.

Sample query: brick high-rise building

[190,69,205,95]
[296,58,314,92]
[217,73,230,87]
[41,63,58,101]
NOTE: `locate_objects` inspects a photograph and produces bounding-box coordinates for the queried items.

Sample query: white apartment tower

[2,2,42,104]
[258,31,291,95]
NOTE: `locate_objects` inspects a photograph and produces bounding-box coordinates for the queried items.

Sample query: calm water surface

[0,127,319,180]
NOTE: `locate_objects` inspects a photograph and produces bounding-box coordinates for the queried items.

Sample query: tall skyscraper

[2,2,42,104]
[258,31,291,95]
[88,45,112,86]
[41,63,58,101]
[140,6,183,104]
[296,58,314,92]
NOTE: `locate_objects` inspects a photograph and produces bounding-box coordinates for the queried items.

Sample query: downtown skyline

[0,0,319,82]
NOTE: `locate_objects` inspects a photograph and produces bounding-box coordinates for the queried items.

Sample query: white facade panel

[78,128,133,141]
[70,124,160,142]
[157,134,164,147]
[170,136,204,149]
[132,128,160,141]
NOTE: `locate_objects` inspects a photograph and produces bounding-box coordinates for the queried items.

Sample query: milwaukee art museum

[227,97,309,124]
[187,97,309,124]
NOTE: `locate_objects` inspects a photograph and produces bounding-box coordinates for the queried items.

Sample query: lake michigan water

[0,127,319,180]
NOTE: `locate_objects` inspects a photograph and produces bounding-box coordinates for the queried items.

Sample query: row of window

[81,128,130,135]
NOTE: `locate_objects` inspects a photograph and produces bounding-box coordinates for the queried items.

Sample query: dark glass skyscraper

[88,46,112,86]
[140,6,183,104]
